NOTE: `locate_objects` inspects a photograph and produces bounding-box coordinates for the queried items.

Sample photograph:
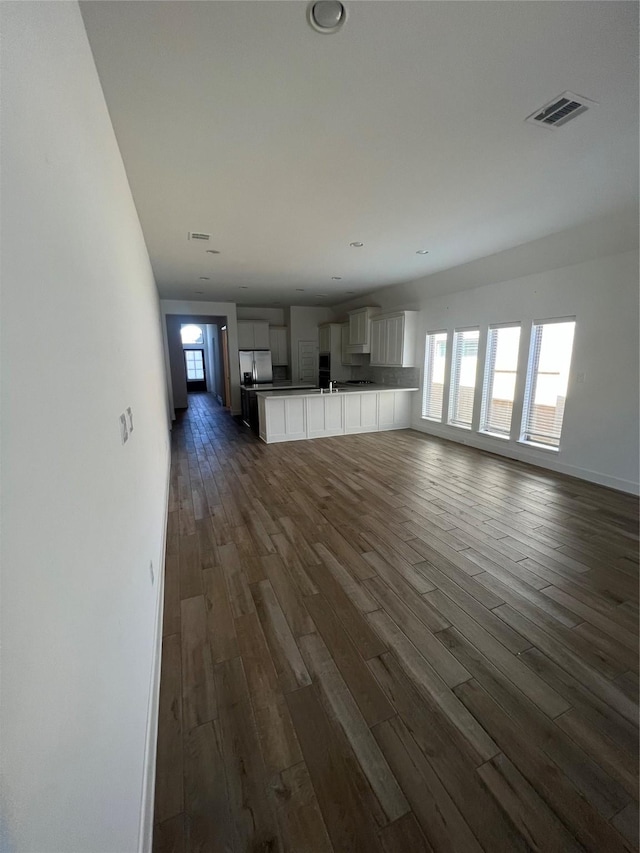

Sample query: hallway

[153,393,638,852]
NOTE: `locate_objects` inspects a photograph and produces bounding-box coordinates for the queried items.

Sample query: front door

[184,349,206,392]
[298,341,317,383]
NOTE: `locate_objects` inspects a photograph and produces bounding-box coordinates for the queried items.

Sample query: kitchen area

[238,306,420,443]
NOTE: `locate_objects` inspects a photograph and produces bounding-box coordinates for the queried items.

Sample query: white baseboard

[137,452,171,853]
[410,420,639,496]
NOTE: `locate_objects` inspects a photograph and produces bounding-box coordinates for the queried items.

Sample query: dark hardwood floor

[153,391,639,853]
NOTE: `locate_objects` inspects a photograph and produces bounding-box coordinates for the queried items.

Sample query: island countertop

[256,385,419,400]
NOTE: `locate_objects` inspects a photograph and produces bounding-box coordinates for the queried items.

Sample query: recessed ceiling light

[308,1,346,34]
[331,276,342,280]
[416,250,429,255]
[239,286,248,289]
[199,276,210,280]
[316,294,327,298]
[195,291,203,295]
[205,250,221,254]
[346,291,355,294]
[295,288,305,292]
[349,242,364,248]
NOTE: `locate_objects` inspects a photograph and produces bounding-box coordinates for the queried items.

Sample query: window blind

[480,325,521,435]
[448,328,479,428]
[521,319,575,448]
[422,331,447,420]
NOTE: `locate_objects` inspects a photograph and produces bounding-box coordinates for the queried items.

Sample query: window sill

[517,439,559,454]
[421,416,443,423]
[478,430,509,441]
[448,423,472,430]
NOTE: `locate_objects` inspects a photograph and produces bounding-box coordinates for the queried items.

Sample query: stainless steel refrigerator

[239,350,273,385]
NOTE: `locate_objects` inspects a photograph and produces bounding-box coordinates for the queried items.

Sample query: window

[480,324,521,436]
[521,319,575,448]
[180,324,204,345]
[185,349,204,380]
[422,331,447,420]
[448,328,479,428]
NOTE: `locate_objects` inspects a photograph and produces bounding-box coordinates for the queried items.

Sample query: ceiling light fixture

[195,291,204,295]
[416,250,429,255]
[205,249,221,254]
[308,0,346,34]
[295,288,305,292]
[199,276,210,280]
[349,241,364,248]
[316,294,327,298]
[239,286,248,289]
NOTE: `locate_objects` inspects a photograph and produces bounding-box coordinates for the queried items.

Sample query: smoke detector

[525,92,597,129]
[308,1,346,34]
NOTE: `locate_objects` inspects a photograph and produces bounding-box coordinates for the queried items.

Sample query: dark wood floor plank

[215,657,282,852]
[304,592,394,728]
[477,752,585,853]
[154,395,639,853]
[183,721,232,853]
[154,634,183,824]
[271,761,334,853]
[455,679,635,853]
[373,715,483,853]
[180,596,216,731]
[286,684,385,852]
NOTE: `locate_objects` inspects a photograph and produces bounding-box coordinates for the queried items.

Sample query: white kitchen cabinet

[341,323,357,365]
[345,392,378,433]
[318,324,332,353]
[258,396,307,442]
[238,320,270,350]
[258,388,416,443]
[269,326,289,365]
[318,323,351,380]
[369,311,418,367]
[347,307,376,353]
[378,391,412,430]
[306,394,345,438]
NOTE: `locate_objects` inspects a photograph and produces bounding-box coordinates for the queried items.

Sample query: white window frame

[520,317,576,451]
[448,327,480,430]
[479,323,521,439]
[422,330,448,421]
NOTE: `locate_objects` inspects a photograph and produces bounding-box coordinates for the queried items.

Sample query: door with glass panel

[184,349,207,392]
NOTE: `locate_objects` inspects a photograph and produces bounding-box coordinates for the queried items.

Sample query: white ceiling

[80,1,638,307]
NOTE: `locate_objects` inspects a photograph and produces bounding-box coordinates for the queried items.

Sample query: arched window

[181,324,204,345]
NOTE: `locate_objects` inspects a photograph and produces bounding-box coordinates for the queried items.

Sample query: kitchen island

[256,385,419,444]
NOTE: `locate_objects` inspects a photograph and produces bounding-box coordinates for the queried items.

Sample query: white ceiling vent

[188,231,210,241]
[526,92,597,129]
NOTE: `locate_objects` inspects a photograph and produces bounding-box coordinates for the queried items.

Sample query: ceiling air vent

[188,232,210,241]
[525,91,597,129]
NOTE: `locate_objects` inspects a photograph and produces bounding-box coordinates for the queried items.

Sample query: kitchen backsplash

[353,365,420,387]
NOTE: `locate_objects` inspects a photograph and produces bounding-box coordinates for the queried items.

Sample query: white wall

[236,305,286,325]
[411,250,639,493]
[1,4,171,852]
[289,305,336,382]
[336,242,639,493]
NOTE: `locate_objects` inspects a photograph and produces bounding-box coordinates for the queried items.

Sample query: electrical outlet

[119,413,129,444]
[575,372,585,384]
[127,406,134,432]
[149,561,154,585]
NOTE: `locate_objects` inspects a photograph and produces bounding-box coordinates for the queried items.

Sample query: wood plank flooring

[153,392,639,853]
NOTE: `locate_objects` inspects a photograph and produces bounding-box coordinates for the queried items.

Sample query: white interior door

[298,341,317,383]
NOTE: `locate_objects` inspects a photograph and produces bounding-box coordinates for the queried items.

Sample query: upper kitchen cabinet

[347,307,377,353]
[269,326,289,365]
[370,311,418,367]
[238,320,270,349]
[318,323,332,353]
[341,322,357,365]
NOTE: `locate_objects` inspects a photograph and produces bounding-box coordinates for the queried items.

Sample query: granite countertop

[256,385,419,399]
